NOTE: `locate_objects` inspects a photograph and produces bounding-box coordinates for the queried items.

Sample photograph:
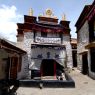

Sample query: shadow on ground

[0,80,19,95]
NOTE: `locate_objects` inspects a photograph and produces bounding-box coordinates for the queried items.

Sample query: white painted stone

[62,35,73,68]
[77,21,89,69]
[17,54,30,79]
[17,31,73,79]
[30,47,66,70]
[77,21,95,79]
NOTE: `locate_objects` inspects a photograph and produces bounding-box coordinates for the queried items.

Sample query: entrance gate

[40,59,64,77]
[41,59,56,76]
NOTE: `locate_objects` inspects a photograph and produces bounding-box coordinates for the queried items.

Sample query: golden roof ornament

[45,8,53,17]
[29,8,33,16]
[62,14,66,21]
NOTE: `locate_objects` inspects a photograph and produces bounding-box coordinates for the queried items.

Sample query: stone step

[19,79,75,88]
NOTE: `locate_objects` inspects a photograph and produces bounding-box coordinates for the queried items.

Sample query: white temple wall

[30,47,66,70]
[62,35,73,69]
[17,31,72,79]
[77,21,89,70]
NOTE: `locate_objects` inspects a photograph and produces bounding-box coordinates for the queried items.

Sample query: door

[72,51,77,67]
[10,57,18,79]
[82,53,88,75]
[90,48,95,72]
[41,59,55,76]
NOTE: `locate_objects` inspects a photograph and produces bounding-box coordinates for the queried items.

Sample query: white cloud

[0,5,23,42]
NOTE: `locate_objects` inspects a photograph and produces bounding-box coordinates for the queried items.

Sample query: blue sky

[0,0,93,42]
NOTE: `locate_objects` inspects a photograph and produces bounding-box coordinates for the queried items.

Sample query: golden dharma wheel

[45,8,53,16]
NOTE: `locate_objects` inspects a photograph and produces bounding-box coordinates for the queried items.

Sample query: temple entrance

[41,59,55,76]
[82,53,88,75]
[40,59,64,77]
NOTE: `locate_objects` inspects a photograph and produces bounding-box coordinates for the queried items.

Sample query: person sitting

[56,70,62,80]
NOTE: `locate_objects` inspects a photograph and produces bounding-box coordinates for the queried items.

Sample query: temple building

[75,1,95,79]
[17,9,73,79]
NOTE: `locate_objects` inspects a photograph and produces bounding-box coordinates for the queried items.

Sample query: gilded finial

[62,14,66,21]
[29,8,33,16]
[45,8,53,17]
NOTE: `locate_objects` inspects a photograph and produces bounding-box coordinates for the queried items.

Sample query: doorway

[90,48,95,72]
[41,59,55,76]
[40,59,64,77]
[10,57,18,79]
[72,51,77,67]
[82,53,88,75]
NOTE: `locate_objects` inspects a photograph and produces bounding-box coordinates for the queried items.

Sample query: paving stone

[16,69,95,95]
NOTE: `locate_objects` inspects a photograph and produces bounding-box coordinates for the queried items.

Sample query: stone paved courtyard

[17,69,95,95]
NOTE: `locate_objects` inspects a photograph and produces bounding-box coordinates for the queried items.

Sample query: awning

[31,43,65,48]
[78,50,88,55]
[85,42,95,49]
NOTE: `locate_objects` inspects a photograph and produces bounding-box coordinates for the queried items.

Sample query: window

[89,18,95,42]
[59,33,62,43]
[94,21,95,36]
[41,32,47,37]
